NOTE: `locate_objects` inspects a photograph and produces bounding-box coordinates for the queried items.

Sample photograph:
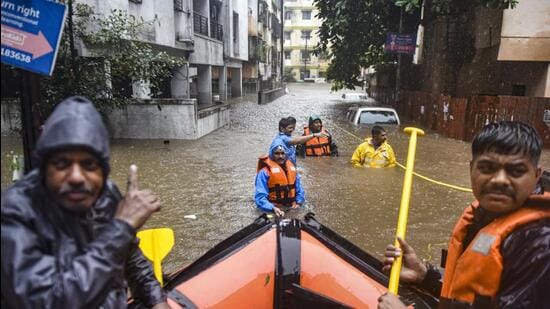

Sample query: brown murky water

[2,83,548,274]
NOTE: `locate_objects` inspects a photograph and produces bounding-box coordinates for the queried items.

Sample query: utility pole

[19,70,41,173]
[302,34,309,80]
[280,0,284,86]
[395,7,403,104]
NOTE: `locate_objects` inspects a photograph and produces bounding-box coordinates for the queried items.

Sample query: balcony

[194,12,208,36]
[194,12,223,41]
[271,14,281,38]
[210,21,223,41]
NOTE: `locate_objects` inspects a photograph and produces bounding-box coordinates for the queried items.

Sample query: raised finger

[127,165,139,193]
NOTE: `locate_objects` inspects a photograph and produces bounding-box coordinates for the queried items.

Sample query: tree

[39,3,186,115]
[314,0,391,91]
[313,0,519,91]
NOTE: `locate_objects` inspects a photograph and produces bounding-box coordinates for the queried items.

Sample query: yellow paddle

[388,127,425,294]
[137,228,175,286]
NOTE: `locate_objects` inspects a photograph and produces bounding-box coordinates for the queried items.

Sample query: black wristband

[419,262,443,297]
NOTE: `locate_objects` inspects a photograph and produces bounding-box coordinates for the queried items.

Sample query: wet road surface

[2,83,548,273]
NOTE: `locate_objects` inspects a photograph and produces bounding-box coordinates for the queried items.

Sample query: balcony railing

[271,14,281,38]
[210,21,223,41]
[194,12,208,36]
[194,12,223,41]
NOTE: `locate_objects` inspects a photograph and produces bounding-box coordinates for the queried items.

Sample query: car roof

[347,106,397,111]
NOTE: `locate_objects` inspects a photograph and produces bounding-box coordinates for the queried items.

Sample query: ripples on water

[2,84,548,273]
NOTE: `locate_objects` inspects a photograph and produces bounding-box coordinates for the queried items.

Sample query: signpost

[384,33,416,55]
[1,0,68,172]
[1,0,67,75]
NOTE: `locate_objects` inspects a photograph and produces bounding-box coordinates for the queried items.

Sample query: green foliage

[283,67,296,82]
[40,4,186,114]
[314,0,519,91]
[313,0,390,91]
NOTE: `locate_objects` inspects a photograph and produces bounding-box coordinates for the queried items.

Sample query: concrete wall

[189,36,224,66]
[106,99,197,139]
[498,0,550,61]
[229,0,249,61]
[105,98,230,139]
[1,99,21,135]
[258,87,286,104]
[196,105,230,138]
[1,98,229,139]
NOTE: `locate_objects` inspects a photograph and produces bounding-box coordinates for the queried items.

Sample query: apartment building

[77,0,248,106]
[283,0,328,81]
[243,0,284,93]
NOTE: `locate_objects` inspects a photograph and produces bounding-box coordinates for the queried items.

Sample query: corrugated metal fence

[393,91,550,148]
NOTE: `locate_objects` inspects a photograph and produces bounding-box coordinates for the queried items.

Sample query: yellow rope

[332,124,473,193]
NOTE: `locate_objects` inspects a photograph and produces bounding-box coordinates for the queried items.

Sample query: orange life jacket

[257,155,297,207]
[440,193,550,307]
[303,127,331,156]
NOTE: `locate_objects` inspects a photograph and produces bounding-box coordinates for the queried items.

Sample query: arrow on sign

[1,26,53,59]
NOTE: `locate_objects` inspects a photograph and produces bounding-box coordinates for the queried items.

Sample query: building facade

[242,0,284,94]
[414,0,549,97]
[77,0,249,106]
[283,0,328,81]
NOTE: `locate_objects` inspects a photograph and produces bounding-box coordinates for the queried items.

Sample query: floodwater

[2,83,548,274]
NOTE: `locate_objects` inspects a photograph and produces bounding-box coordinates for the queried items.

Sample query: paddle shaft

[388,127,424,294]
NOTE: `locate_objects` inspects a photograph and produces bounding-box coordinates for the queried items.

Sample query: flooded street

[2,83,548,274]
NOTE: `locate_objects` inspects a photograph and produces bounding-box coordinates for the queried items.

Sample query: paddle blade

[137,228,175,285]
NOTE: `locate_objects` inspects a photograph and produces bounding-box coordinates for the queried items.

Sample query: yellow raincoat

[350,138,396,168]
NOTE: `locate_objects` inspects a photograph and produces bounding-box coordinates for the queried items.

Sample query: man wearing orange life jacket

[297,115,339,157]
[255,140,305,217]
[378,121,549,309]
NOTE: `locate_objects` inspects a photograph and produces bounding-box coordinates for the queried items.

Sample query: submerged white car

[341,92,371,103]
[346,106,400,125]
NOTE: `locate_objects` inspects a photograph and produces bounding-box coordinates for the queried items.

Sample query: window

[302,10,311,20]
[301,30,311,40]
[284,51,291,59]
[284,31,291,40]
[512,84,526,96]
[233,12,239,44]
[301,49,309,60]
[285,10,292,20]
[359,111,398,125]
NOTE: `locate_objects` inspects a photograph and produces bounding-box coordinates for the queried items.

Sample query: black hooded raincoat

[1,97,165,308]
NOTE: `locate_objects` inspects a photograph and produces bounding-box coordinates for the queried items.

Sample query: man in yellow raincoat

[351,126,396,168]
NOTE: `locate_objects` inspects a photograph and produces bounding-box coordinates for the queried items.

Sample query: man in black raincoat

[1,97,169,308]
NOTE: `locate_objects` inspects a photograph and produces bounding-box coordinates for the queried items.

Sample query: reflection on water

[2,83,548,274]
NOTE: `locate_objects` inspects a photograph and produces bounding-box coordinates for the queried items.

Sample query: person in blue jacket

[270,117,328,165]
[255,140,305,217]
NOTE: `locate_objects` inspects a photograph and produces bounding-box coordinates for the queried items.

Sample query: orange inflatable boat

[133,213,438,308]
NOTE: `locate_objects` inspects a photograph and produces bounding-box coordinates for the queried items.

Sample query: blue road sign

[385,33,416,54]
[1,0,67,75]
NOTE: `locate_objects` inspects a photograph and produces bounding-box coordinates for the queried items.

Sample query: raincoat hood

[269,139,289,160]
[308,115,322,127]
[35,96,110,175]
